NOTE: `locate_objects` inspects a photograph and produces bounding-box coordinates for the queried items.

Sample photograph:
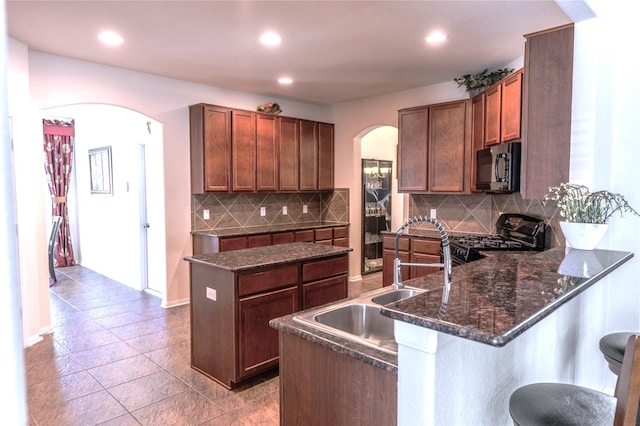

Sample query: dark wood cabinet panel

[398,107,429,192]
[501,70,523,142]
[382,235,410,286]
[239,286,298,378]
[302,255,349,282]
[239,264,299,297]
[279,117,300,191]
[428,100,469,192]
[231,110,257,191]
[382,235,441,286]
[299,120,318,191]
[521,24,574,199]
[248,234,271,248]
[471,94,485,191]
[279,332,397,426]
[318,122,335,190]
[302,275,348,310]
[294,229,314,242]
[256,113,279,191]
[219,236,248,252]
[484,85,501,146]
[272,231,295,245]
[189,104,231,193]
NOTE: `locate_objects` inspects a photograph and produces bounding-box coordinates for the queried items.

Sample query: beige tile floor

[25,265,382,425]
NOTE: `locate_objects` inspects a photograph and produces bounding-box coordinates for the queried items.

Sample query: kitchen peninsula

[184,242,351,389]
[271,247,634,425]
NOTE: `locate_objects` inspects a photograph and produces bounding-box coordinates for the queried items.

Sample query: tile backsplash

[192,189,349,231]
[409,192,564,248]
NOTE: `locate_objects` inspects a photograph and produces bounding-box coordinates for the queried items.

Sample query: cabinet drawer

[248,234,271,248]
[238,265,299,297]
[295,230,314,242]
[302,255,348,282]
[383,235,409,251]
[272,232,295,245]
[314,228,333,241]
[333,226,349,239]
[219,237,248,252]
[333,238,349,248]
[412,238,441,255]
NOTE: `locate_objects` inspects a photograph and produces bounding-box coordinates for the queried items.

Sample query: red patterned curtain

[43,119,75,268]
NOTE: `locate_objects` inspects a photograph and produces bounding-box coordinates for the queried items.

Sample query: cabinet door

[279,117,300,191]
[302,275,347,310]
[471,94,485,192]
[398,107,428,192]
[522,24,574,199]
[299,120,318,191]
[189,104,231,193]
[500,70,523,143]
[428,100,468,192]
[409,253,441,279]
[382,248,409,286]
[231,110,256,191]
[219,236,247,252]
[484,84,501,146]
[239,286,298,378]
[256,113,279,191]
[318,122,335,190]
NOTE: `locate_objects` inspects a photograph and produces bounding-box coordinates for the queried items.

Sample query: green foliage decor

[544,182,640,224]
[454,68,514,94]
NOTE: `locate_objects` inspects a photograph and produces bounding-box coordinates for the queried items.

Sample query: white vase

[559,221,608,250]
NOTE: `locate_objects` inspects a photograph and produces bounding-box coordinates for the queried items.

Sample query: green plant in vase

[544,183,640,249]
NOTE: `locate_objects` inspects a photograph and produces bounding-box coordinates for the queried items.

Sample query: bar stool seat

[509,335,640,426]
[600,332,634,376]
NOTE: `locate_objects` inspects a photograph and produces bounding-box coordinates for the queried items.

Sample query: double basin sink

[293,286,426,355]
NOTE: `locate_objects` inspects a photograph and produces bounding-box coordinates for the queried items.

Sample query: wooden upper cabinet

[484,84,501,146]
[317,122,335,191]
[501,69,523,143]
[189,104,231,193]
[398,106,429,192]
[521,24,574,199]
[279,117,300,191]
[299,120,319,191]
[231,110,257,191]
[428,100,470,192]
[256,113,279,191]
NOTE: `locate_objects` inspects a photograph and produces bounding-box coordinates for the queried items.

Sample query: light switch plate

[260,207,266,216]
[206,287,217,301]
[282,206,288,215]
[203,209,210,220]
[303,204,308,214]
[430,208,437,219]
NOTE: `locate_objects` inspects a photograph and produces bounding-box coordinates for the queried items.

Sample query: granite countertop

[381,247,634,347]
[192,221,349,238]
[271,247,633,373]
[184,242,352,271]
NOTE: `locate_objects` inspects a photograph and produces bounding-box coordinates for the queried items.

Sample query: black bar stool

[508,334,640,426]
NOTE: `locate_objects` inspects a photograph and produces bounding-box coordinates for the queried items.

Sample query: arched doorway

[43,104,167,297]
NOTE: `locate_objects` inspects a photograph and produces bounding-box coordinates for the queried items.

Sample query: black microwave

[476,142,521,193]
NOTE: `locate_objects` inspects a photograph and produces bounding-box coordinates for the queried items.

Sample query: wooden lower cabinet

[279,332,397,426]
[189,252,349,388]
[382,235,441,286]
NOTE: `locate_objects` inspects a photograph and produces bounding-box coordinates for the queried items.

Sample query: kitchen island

[184,242,351,388]
[271,247,634,425]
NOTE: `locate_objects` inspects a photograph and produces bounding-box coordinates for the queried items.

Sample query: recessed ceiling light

[278,77,293,85]
[259,31,282,47]
[98,31,123,46]
[426,31,447,44]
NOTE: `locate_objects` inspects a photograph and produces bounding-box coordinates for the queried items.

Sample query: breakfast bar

[271,247,634,425]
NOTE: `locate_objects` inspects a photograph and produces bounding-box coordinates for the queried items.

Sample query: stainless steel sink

[371,288,423,305]
[293,286,426,355]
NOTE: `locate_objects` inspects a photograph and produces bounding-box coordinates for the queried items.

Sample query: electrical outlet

[303,204,308,214]
[430,208,437,219]
[203,209,210,220]
[260,207,266,217]
[282,206,288,215]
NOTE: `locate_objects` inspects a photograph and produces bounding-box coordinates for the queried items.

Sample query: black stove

[448,214,547,264]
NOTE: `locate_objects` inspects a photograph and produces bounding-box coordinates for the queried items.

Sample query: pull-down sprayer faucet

[393,216,452,303]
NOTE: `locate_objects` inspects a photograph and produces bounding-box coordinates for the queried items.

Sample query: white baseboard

[349,275,363,282]
[162,297,189,308]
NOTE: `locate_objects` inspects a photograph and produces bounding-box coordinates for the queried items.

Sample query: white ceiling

[6,1,573,105]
